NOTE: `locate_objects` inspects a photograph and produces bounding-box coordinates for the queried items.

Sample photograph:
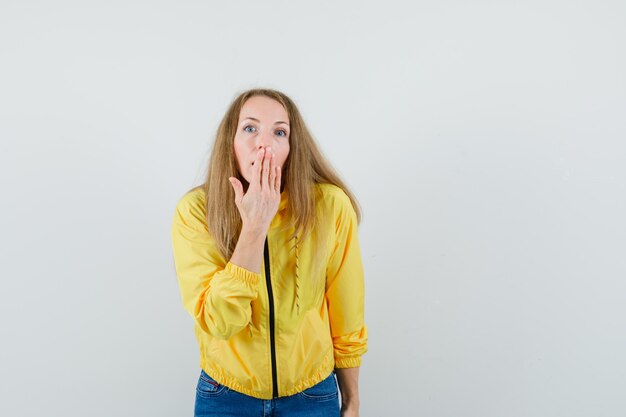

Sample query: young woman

[171,88,368,417]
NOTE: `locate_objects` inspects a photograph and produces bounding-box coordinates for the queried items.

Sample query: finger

[229,177,243,204]
[269,152,276,192]
[250,148,264,190]
[275,164,281,193]
[261,147,271,191]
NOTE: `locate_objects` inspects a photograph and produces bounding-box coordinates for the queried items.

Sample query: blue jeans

[194,369,340,417]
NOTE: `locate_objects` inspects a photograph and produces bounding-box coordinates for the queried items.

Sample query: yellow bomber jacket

[170,182,368,399]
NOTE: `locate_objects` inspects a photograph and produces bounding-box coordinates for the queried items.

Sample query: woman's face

[233,96,290,187]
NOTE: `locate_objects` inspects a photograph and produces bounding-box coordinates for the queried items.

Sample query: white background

[1,1,625,416]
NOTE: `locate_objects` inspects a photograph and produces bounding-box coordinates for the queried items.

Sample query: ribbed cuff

[334,356,362,368]
[225,261,261,286]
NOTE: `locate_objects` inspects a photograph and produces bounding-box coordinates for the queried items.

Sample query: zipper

[264,236,279,398]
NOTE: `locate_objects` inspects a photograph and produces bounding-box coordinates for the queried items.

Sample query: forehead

[239,96,289,122]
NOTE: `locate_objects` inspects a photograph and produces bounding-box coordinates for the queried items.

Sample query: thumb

[229,177,243,203]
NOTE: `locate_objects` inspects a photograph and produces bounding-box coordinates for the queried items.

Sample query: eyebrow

[240,117,289,127]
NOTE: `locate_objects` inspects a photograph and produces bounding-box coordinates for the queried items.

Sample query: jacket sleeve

[171,193,261,340]
[325,190,368,368]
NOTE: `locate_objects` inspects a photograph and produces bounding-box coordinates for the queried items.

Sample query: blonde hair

[189,88,362,305]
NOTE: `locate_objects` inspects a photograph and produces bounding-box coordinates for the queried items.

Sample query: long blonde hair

[190,88,362,294]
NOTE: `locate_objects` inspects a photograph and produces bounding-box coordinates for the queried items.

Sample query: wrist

[241,224,267,241]
[341,397,360,409]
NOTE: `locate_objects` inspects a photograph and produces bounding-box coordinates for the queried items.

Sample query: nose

[255,129,273,150]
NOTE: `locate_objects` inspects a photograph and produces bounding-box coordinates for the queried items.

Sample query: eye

[276,129,288,137]
[243,125,256,133]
